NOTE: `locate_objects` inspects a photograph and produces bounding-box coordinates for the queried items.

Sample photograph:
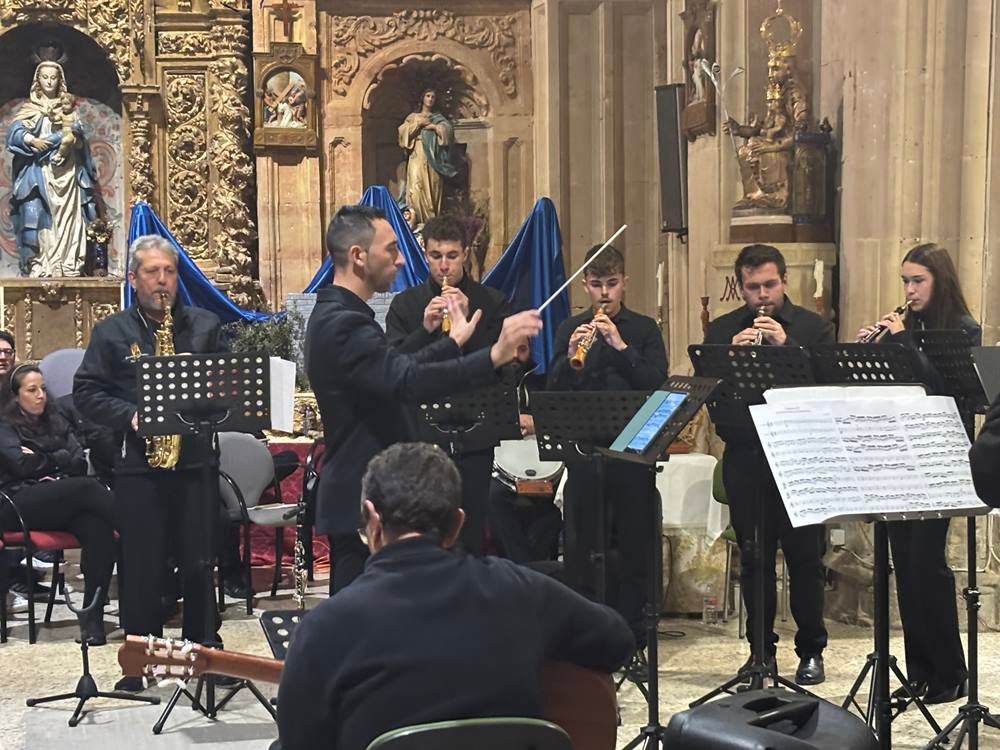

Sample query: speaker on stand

[655,83,688,237]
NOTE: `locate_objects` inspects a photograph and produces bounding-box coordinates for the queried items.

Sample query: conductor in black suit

[304,205,542,593]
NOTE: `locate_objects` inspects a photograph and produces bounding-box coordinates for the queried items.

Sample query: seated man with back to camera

[276,442,634,750]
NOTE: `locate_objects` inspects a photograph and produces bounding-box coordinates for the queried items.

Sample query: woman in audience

[0,364,115,644]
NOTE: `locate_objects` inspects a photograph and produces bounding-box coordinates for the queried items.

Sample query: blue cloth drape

[303,185,428,293]
[482,197,568,372]
[125,188,569,369]
[125,201,270,323]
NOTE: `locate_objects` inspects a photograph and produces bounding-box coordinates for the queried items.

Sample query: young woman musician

[857,243,979,704]
[0,365,116,644]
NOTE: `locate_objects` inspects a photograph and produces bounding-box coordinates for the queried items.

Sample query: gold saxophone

[146,292,182,469]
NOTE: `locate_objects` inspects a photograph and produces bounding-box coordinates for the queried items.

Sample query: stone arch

[0,23,125,276]
[360,49,495,212]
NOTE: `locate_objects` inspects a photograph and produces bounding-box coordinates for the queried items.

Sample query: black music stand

[25,588,161,726]
[416,369,522,456]
[810,344,941,747]
[911,331,1000,750]
[595,376,720,750]
[135,352,278,732]
[532,390,652,605]
[687,344,817,706]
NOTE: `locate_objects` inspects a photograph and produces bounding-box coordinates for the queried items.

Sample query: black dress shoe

[892,681,928,701]
[114,676,146,692]
[924,680,968,705]
[795,655,825,685]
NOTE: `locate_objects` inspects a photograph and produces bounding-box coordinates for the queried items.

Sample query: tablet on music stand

[972,346,1000,403]
[609,390,689,454]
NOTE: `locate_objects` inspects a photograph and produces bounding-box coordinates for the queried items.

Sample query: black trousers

[329,533,368,595]
[455,450,493,557]
[723,443,828,658]
[115,457,221,644]
[1,477,115,607]
[487,479,562,564]
[888,518,967,689]
[563,460,655,634]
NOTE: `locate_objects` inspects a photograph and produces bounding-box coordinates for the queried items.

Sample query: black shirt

[546,306,667,391]
[304,286,497,536]
[703,296,835,349]
[385,273,509,355]
[703,297,834,445]
[971,394,1000,508]
[276,536,634,750]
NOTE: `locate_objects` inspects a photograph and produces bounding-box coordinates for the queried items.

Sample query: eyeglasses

[0,349,14,358]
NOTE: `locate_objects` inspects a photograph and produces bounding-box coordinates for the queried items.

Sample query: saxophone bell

[145,292,182,470]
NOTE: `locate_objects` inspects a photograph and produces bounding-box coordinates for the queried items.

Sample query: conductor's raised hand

[491,310,543,367]
[446,293,482,348]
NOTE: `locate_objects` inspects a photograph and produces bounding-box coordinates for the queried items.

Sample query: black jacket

[970,394,1000,507]
[385,273,509,355]
[276,536,634,750]
[886,314,982,396]
[0,416,87,494]
[547,305,667,391]
[72,303,223,465]
[703,297,835,444]
[55,394,118,481]
[304,286,497,536]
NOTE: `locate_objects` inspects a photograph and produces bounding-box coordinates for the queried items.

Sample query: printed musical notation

[750,394,985,528]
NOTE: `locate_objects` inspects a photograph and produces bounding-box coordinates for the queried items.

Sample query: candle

[813,259,824,299]
[656,261,664,306]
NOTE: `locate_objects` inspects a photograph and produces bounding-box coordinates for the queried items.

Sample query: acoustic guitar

[118,635,617,750]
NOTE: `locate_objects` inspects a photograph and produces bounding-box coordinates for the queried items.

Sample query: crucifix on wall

[272,0,301,41]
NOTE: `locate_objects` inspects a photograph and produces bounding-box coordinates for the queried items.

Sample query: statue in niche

[723,51,807,211]
[6,59,100,277]
[397,88,457,225]
[263,70,308,129]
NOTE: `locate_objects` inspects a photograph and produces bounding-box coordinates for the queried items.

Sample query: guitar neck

[203,649,284,684]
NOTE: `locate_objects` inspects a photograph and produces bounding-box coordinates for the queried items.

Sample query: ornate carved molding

[158,30,212,56]
[165,72,210,261]
[362,52,490,119]
[73,292,84,347]
[23,292,33,360]
[0,0,84,24]
[209,22,262,308]
[131,0,145,73]
[89,0,132,84]
[329,10,518,98]
[92,302,118,323]
[128,112,155,205]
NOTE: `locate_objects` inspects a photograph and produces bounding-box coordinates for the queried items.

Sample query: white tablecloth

[657,454,728,542]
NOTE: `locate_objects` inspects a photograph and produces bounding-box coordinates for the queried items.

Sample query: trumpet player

[386,215,511,556]
[547,244,667,644]
[703,244,834,686]
[859,243,979,705]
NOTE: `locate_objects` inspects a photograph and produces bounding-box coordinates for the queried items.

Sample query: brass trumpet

[440,274,451,333]
[751,306,767,345]
[569,304,604,370]
[857,302,909,343]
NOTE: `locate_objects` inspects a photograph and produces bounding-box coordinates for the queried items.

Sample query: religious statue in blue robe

[398,88,458,225]
[6,61,99,277]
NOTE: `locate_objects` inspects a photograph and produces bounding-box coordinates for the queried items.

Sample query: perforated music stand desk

[687,344,815,704]
[908,330,1000,750]
[416,368,521,456]
[135,351,277,731]
[808,343,940,748]
[531,388,652,606]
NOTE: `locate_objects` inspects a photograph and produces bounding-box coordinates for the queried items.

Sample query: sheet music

[750,394,985,527]
[762,385,926,404]
[269,357,296,433]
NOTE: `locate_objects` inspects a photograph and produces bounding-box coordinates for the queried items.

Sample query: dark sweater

[276,536,634,750]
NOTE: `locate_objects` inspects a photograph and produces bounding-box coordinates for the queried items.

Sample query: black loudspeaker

[655,83,688,235]
[664,689,878,750]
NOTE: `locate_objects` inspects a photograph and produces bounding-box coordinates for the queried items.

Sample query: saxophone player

[74,235,225,691]
[547,244,667,644]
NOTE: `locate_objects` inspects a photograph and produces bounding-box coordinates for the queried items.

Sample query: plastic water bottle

[702,593,719,625]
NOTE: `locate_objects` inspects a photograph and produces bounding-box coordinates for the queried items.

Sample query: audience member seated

[275,442,633,750]
[0,364,116,644]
